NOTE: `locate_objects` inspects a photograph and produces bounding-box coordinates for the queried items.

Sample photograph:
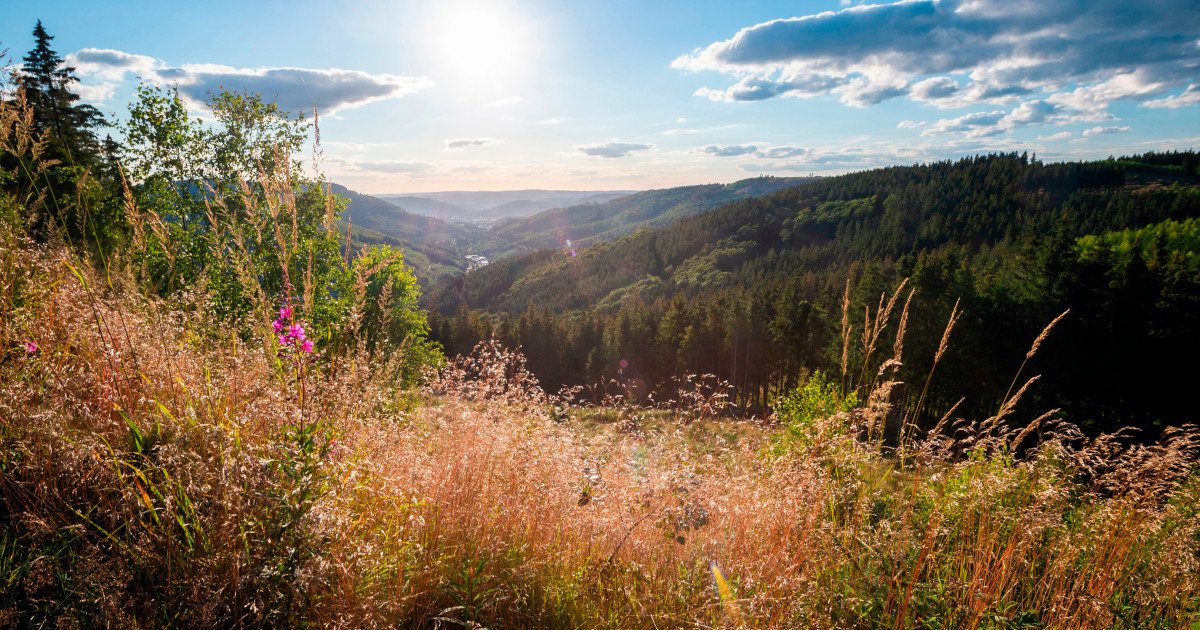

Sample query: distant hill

[475,176,819,258]
[335,184,481,244]
[333,184,486,284]
[378,189,636,223]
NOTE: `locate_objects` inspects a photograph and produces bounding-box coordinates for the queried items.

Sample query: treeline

[428,152,1200,433]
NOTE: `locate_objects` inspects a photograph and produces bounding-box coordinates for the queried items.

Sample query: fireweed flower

[273,304,315,354]
[23,341,37,354]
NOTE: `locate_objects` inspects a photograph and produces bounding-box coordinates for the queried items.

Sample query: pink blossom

[23,340,37,354]
[279,306,292,320]
[288,323,305,340]
[272,319,284,333]
[300,339,314,354]
[278,334,290,346]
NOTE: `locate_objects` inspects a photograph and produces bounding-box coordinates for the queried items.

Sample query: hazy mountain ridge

[343,178,816,279]
[475,176,819,258]
[377,189,637,224]
[333,184,486,282]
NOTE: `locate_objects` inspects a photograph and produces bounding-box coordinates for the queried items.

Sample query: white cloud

[756,146,808,158]
[73,82,119,103]
[702,144,758,157]
[356,161,436,173]
[1145,84,1200,109]
[67,47,432,115]
[674,0,1200,123]
[445,137,502,150]
[922,110,1008,137]
[1082,125,1132,137]
[921,98,1118,138]
[578,142,653,158]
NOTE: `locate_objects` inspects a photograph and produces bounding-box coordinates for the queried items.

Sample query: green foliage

[774,370,858,448]
[117,83,438,372]
[2,21,125,251]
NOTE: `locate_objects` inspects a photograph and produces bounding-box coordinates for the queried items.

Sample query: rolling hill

[473,175,819,258]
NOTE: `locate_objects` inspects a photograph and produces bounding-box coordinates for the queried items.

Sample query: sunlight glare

[428,1,533,92]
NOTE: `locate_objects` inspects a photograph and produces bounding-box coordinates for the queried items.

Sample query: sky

[2,0,1199,193]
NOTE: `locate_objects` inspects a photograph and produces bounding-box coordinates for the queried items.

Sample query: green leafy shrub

[773,370,858,448]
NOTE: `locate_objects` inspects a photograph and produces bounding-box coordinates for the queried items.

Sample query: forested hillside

[473,175,817,258]
[334,183,483,282]
[428,153,1200,433]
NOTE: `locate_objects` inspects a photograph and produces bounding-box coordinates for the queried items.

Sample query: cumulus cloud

[1082,125,1132,137]
[756,146,808,158]
[674,0,1200,122]
[1146,84,1200,109]
[922,110,1008,137]
[578,142,653,158]
[66,47,431,114]
[921,98,1117,138]
[445,137,502,150]
[68,48,157,80]
[702,144,758,157]
[356,161,435,173]
[171,66,430,115]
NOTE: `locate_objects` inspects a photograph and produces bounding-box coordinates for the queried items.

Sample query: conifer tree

[19,20,105,165]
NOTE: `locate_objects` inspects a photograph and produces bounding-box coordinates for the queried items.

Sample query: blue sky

[3,0,1199,192]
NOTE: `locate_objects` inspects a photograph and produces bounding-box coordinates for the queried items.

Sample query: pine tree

[19,20,105,165]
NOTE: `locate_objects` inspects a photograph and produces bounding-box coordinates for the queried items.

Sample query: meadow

[3,225,1198,627]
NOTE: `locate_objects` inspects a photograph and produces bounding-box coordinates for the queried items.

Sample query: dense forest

[427,153,1200,434]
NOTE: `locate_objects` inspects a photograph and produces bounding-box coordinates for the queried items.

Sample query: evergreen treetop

[18,20,104,165]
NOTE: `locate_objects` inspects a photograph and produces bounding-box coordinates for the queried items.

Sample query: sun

[426,1,534,93]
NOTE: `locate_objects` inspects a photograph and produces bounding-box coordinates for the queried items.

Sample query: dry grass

[1,235,1198,629]
[2,91,1199,629]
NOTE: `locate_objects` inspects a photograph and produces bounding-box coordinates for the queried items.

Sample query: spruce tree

[12,20,115,244]
[19,20,104,166]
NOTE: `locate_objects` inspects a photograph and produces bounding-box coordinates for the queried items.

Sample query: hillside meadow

[2,39,1199,627]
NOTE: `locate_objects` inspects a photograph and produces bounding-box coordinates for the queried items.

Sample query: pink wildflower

[288,323,305,340]
[279,305,292,320]
[272,319,284,333]
[279,334,290,346]
[23,340,37,354]
[300,339,314,354]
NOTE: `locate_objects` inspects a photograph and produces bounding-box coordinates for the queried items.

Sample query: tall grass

[2,95,1199,628]
[3,230,1199,627]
